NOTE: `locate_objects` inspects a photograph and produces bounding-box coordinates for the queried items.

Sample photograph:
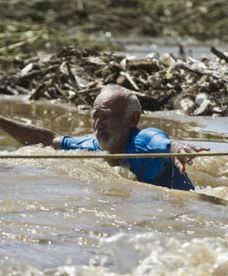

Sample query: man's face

[91,96,132,152]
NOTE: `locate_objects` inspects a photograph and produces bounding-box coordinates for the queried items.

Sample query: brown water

[0,96,228,275]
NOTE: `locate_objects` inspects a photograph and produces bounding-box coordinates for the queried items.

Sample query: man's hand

[170,140,210,173]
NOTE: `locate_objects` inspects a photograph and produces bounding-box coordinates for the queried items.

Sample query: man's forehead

[91,107,111,113]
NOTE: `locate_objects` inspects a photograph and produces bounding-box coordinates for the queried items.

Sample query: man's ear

[129,111,140,127]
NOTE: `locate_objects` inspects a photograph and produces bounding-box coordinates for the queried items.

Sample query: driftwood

[0,45,227,116]
[211,47,228,63]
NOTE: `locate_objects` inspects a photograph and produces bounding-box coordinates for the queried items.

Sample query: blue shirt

[61,128,194,191]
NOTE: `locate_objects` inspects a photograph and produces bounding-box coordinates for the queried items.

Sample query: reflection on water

[0,96,228,275]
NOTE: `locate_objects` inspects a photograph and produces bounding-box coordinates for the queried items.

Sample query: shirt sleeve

[60,136,80,150]
[135,128,171,153]
[60,135,101,151]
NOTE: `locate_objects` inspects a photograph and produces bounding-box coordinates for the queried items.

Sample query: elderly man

[0,84,208,190]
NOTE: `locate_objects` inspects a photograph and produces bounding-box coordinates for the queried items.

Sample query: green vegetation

[139,0,228,40]
[0,0,227,66]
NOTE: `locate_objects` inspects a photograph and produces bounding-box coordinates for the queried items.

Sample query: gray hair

[101,84,142,116]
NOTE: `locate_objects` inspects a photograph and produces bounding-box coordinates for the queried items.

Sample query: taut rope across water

[0,152,228,159]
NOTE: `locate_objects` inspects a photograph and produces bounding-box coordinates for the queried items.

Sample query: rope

[172,137,228,143]
[0,152,228,159]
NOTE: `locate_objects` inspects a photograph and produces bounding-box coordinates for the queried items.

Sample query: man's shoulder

[137,128,168,138]
[129,127,170,153]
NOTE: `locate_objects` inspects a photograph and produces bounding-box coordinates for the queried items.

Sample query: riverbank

[0,45,227,116]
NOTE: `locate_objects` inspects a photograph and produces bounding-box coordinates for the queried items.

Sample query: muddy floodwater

[0,96,228,275]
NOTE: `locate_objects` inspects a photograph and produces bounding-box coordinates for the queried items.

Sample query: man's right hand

[170,140,210,173]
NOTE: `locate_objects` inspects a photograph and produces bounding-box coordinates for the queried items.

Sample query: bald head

[94,84,142,117]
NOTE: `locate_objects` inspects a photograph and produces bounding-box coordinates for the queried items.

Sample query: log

[210,47,228,63]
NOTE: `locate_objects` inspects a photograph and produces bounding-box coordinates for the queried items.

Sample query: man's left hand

[170,141,210,173]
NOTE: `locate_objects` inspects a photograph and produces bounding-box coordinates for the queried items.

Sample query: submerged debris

[0,46,227,116]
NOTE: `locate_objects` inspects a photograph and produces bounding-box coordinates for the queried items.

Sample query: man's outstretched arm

[0,115,62,149]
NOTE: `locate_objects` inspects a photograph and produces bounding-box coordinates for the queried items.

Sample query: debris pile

[0,46,227,116]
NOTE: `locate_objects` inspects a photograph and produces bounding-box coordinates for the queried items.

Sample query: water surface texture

[0,97,227,275]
